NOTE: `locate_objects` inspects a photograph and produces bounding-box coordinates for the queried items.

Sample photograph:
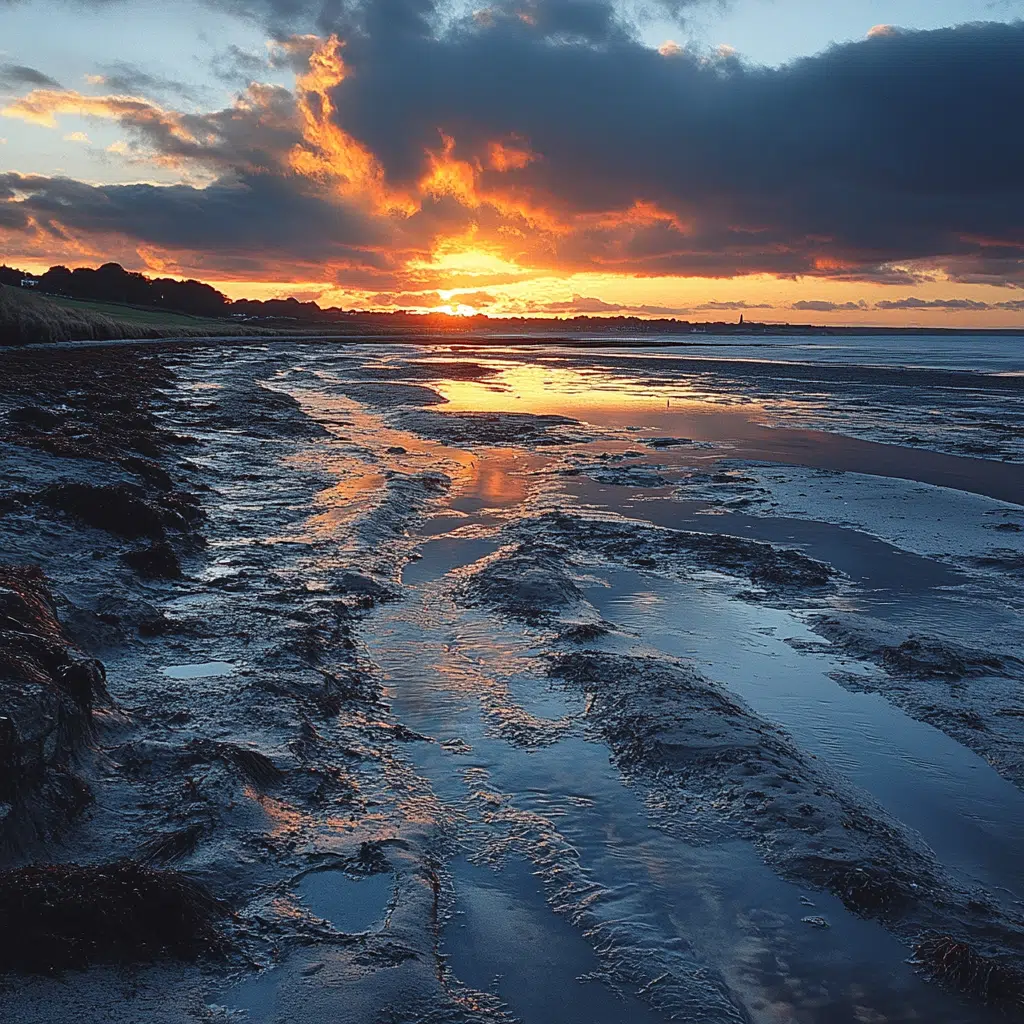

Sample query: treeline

[2,262,230,317]
[3,261,683,330]
[0,261,371,321]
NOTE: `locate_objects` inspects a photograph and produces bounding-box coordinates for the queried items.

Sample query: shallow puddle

[444,857,666,1024]
[160,660,235,679]
[295,870,393,932]
[222,972,281,1024]
[585,566,1024,903]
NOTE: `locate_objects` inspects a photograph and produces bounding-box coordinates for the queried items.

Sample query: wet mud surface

[0,340,1022,1022]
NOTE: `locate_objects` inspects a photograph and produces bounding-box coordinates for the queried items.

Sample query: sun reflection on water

[433,359,752,424]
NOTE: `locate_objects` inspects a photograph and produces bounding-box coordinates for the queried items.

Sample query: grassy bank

[0,285,270,344]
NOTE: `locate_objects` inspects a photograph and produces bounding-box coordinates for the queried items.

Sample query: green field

[46,295,252,332]
[1,286,271,344]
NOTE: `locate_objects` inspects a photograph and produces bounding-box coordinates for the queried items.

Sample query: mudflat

[1,337,1023,1023]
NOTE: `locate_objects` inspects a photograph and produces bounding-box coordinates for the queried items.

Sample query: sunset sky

[2,0,1023,324]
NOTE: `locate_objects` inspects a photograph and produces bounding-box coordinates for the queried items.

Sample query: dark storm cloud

[326,18,1024,280]
[5,11,1024,290]
[937,256,1024,287]
[0,202,31,229]
[0,62,61,90]
[198,0,707,41]
[482,0,630,44]
[1,171,385,260]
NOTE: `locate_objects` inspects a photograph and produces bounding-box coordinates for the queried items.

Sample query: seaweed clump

[0,861,227,973]
[138,822,209,866]
[38,482,203,543]
[879,638,1007,682]
[184,739,284,790]
[913,934,1024,1010]
[0,564,107,846]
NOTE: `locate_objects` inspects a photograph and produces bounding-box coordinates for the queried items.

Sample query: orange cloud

[288,36,415,215]
[6,23,1021,330]
[286,36,562,236]
[0,36,703,290]
[487,139,536,171]
[2,88,192,139]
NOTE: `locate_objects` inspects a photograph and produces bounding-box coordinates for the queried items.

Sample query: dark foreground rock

[455,542,586,622]
[393,409,583,447]
[0,565,107,850]
[38,482,203,542]
[121,541,183,579]
[0,348,187,470]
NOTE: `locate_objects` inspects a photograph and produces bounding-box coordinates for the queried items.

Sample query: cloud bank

[1,8,1023,305]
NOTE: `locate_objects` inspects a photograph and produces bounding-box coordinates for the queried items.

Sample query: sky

[1,0,1023,325]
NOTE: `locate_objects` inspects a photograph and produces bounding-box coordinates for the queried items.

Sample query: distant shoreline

[13,326,1024,352]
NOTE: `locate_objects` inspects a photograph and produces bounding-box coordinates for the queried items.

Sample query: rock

[646,437,692,448]
[39,482,171,541]
[122,541,182,579]
[0,565,107,847]
[7,406,65,430]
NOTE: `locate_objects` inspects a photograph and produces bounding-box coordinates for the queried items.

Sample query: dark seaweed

[0,861,227,973]
[914,934,1024,1010]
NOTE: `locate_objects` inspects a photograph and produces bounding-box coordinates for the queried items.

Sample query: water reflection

[436,358,754,423]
